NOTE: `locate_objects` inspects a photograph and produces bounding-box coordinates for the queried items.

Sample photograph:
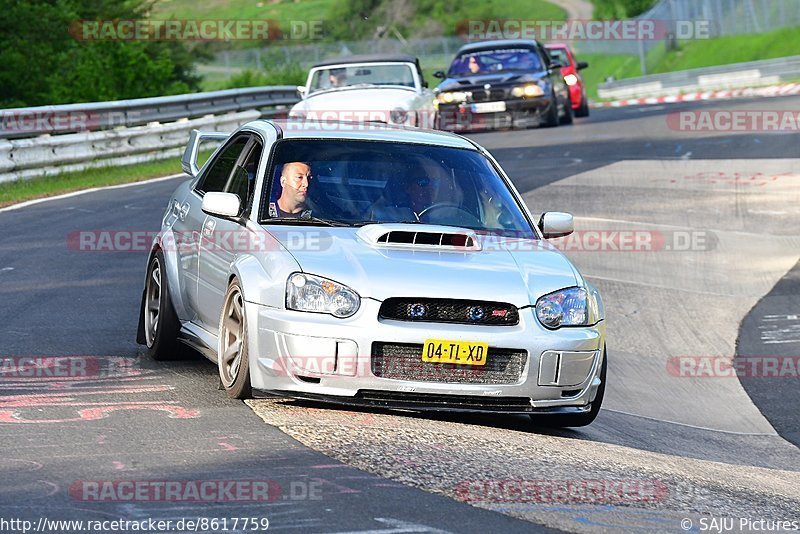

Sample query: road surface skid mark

[0,383,200,424]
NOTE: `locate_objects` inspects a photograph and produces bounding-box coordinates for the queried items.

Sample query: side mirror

[433,70,446,79]
[297,85,307,98]
[538,212,574,238]
[202,192,241,218]
[576,61,589,70]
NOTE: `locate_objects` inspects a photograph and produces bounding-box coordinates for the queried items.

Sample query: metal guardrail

[598,55,800,99]
[0,86,300,140]
[0,111,264,184]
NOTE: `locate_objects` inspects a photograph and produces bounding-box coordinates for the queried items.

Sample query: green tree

[0,0,201,107]
[324,0,384,40]
[591,0,657,19]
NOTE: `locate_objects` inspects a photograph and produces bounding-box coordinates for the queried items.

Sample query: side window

[539,46,553,69]
[227,140,263,211]
[196,136,248,194]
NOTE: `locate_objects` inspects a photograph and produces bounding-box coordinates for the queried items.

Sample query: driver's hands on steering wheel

[417,202,483,227]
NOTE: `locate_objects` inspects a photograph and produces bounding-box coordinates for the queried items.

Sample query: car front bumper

[568,84,584,109]
[245,299,605,414]
[436,97,555,131]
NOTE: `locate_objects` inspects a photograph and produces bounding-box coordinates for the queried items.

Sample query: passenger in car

[366,159,452,222]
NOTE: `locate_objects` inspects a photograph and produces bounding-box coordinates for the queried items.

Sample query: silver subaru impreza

[137,119,606,427]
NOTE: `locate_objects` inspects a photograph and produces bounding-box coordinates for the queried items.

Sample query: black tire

[530,346,607,428]
[143,250,183,361]
[560,97,574,125]
[218,279,252,399]
[575,95,590,118]
[542,93,560,128]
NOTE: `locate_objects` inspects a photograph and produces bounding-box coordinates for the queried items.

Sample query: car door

[539,44,569,106]
[196,135,264,333]
[182,134,250,325]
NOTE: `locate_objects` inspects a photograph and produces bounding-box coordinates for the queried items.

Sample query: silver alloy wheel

[219,286,245,387]
[144,258,161,347]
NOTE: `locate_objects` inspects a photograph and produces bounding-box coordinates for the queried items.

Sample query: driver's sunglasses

[415,177,440,187]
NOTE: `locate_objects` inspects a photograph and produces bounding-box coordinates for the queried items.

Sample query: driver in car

[406,175,441,216]
[328,68,347,88]
[275,161,312,218]
[468,55,483,74]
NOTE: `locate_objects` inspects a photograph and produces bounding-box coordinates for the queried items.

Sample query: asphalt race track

[1,95,798,533]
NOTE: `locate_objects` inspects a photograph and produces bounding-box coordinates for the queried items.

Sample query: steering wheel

[417,202,483,227]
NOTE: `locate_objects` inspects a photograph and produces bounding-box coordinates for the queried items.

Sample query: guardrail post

[638,39,647,76]
[0,140,13,173]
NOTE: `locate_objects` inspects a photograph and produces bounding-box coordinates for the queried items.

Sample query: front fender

[229,250,302,308]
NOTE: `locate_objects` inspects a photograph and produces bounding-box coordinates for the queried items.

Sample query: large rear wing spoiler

[181,129,230,178]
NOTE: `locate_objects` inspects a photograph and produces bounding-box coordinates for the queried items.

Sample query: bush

[222,64,307,90]
[0,0,201,107]
[591,0,657,19]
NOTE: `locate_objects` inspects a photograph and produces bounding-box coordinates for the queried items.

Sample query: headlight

[390,107,408,124]
[511,84,544,98]
[286,273,360,318]
[535,287,600,329]
[564,74,579,86]
[435,91,470,104]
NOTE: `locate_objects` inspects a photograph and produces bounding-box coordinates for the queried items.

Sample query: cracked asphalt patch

[247,399,800,533]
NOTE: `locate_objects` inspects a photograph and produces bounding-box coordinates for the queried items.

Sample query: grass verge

[579,26,800,100]
[153,0,565,41]
[0,150,214,208]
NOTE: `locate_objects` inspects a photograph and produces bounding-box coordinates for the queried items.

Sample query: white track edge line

[0,173,185,214]
[604,408,777,436]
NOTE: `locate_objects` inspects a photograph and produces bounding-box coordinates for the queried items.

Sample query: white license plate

[471,101,506,113]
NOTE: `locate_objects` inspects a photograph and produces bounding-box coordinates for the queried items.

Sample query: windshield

[447,48,543,77]
[546,47,569,65]
[308,63,416,94]
[260,139,536,238]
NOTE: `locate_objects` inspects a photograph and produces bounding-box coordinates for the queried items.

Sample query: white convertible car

[289,54,436,128]
[137,119,607,427]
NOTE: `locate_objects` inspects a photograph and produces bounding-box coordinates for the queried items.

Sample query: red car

[545,44,590,117]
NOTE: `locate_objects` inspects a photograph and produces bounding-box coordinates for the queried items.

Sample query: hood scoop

[357,224,481,251]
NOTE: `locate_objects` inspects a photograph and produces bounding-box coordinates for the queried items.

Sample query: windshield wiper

[348,220,423,227]
[299,214,351,226]
[266,216,349,227]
